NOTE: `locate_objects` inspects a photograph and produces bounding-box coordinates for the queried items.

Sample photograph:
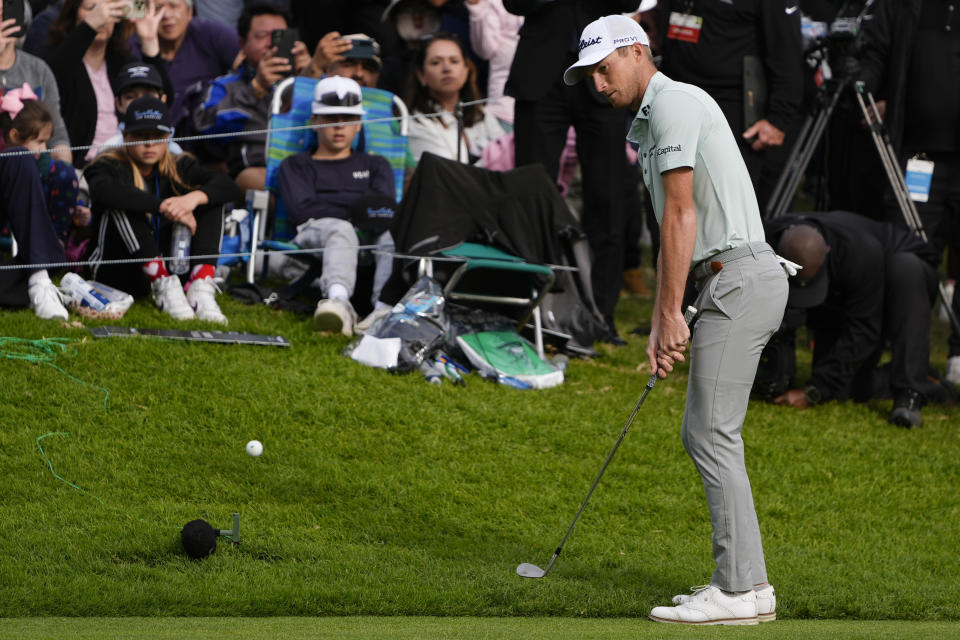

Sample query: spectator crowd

[1,0,958,426]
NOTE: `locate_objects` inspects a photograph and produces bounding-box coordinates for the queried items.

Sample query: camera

[123,0,147,19]
[346,37,377,60]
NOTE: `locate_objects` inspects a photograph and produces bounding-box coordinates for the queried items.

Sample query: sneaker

[889,389,923,428]
[947,356,960,387]
[151,275,195,321]
[650,585,758,626]
[672,583,775,619]
[29,275,69,320]
[755,584,777,622]
[355,304,393,334]
[314,298,357,336]
[186,276,228,324]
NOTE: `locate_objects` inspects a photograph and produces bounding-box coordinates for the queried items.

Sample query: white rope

[0,97,494,159]
[0,245,578,273]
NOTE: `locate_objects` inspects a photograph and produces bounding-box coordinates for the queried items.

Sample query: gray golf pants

[293,218,394,306]
[683,243,788,592]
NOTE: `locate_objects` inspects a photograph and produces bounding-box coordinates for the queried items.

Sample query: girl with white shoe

[84,96,239,323]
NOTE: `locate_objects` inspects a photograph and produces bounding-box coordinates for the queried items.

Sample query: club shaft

[546,376,657,565]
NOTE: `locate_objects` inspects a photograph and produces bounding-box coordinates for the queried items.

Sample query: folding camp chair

[245,76,410,285]
[417,242,555,358]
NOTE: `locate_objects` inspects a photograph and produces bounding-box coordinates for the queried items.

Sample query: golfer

[564,16,788,625]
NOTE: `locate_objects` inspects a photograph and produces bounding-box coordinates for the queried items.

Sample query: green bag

[457,330,564,389]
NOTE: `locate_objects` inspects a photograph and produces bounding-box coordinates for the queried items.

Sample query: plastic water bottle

[169,223,191,275]
[419,359,444,385]
[60,272,108,311]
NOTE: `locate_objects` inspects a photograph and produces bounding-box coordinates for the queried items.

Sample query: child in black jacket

[85,96,239,323]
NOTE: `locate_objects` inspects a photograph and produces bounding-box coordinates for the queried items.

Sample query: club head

[516,562,547,578]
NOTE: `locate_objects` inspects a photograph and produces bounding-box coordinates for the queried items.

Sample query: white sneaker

[756,584,777,622]
[151,275,195,320]
[671,583,776,622]
[186,276,228,324]
[29,275,69,320]
[314,298,357,336]
[946,356,960,387]
[355,304,393,334]
[650,585,758,626]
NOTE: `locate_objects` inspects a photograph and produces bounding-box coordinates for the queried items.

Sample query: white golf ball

[246,440,263,457]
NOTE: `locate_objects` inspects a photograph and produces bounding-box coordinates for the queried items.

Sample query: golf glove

[776,255,803,277]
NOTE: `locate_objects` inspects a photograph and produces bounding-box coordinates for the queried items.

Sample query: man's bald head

[777,224,828,282]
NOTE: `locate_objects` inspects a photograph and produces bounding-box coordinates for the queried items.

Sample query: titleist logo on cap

[578,35,602,51]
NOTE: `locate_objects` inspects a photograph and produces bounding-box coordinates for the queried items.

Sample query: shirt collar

[627,71,669,143]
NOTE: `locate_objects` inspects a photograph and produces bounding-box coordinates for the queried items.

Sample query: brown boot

[622,267,651,297]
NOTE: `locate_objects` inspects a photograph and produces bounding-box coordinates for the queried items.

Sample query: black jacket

[504,0,639,102]
[657,0,803,132]
[45,23,172,167]
[766,210,937,401]
[857,0,921,154]
[84,154,240,218]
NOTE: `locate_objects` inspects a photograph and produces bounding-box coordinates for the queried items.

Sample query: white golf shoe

[151,275,195,320]
[670,583,776,622]
[650,585,759,625]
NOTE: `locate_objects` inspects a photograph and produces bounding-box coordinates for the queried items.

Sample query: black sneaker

[889,389,924,428]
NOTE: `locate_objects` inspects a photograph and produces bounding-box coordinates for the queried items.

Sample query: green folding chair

[418,242,555,358]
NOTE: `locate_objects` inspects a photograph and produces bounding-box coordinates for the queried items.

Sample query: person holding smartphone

[194,2,311,194]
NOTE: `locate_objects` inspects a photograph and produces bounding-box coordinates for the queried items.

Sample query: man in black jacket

[504,0,639,344]
[858,0,960,386]
[766,211,940,427]
[656,0,803,211]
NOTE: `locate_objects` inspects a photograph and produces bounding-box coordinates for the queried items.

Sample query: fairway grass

[2,617,959,640]
[1,287,958,624]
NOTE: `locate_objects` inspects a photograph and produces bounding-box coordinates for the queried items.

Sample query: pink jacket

[466,0,523,124]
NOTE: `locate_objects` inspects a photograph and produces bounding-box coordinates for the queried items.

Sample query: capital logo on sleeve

[656,144,682,157]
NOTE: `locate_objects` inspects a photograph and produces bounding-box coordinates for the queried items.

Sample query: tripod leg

[854,83,960,336]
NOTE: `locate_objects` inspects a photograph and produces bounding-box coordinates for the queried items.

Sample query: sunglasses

[316,91,362,107]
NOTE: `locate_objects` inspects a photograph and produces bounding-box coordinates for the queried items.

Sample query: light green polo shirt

[627,72,765,266]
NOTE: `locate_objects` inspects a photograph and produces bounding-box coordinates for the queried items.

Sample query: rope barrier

[0,97,494,159]
[0,243,579,272]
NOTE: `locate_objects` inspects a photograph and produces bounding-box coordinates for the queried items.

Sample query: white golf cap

[312,75,365,117]
[563,15,650,86]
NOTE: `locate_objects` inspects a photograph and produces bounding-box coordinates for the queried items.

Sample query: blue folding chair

[246,76,410,284]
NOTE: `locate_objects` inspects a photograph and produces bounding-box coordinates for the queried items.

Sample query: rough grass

[0,283,958,623]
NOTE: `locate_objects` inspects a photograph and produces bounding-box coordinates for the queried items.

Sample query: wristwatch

[803,385,822,405]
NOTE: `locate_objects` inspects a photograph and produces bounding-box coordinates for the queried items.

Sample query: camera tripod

[765,51,960,336]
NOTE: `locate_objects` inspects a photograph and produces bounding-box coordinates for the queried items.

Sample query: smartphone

[2,0,25,37]
[271,28,299,70]
[345,37,376,60]
[124,0,147,20]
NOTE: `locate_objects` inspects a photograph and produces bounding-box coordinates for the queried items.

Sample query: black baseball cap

[114,62,164,95]
[123,96,172,134]
[787,261,829,308]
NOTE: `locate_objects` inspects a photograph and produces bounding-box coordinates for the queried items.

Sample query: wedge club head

[516,562,547,578]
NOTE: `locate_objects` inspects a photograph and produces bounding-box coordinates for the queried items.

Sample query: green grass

[1,284,958,625]
[2,617,960,640]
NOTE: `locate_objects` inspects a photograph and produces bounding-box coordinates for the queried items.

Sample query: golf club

[517,305,701,579]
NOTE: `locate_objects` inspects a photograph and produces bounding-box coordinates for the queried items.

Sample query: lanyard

[151,171,162,239]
